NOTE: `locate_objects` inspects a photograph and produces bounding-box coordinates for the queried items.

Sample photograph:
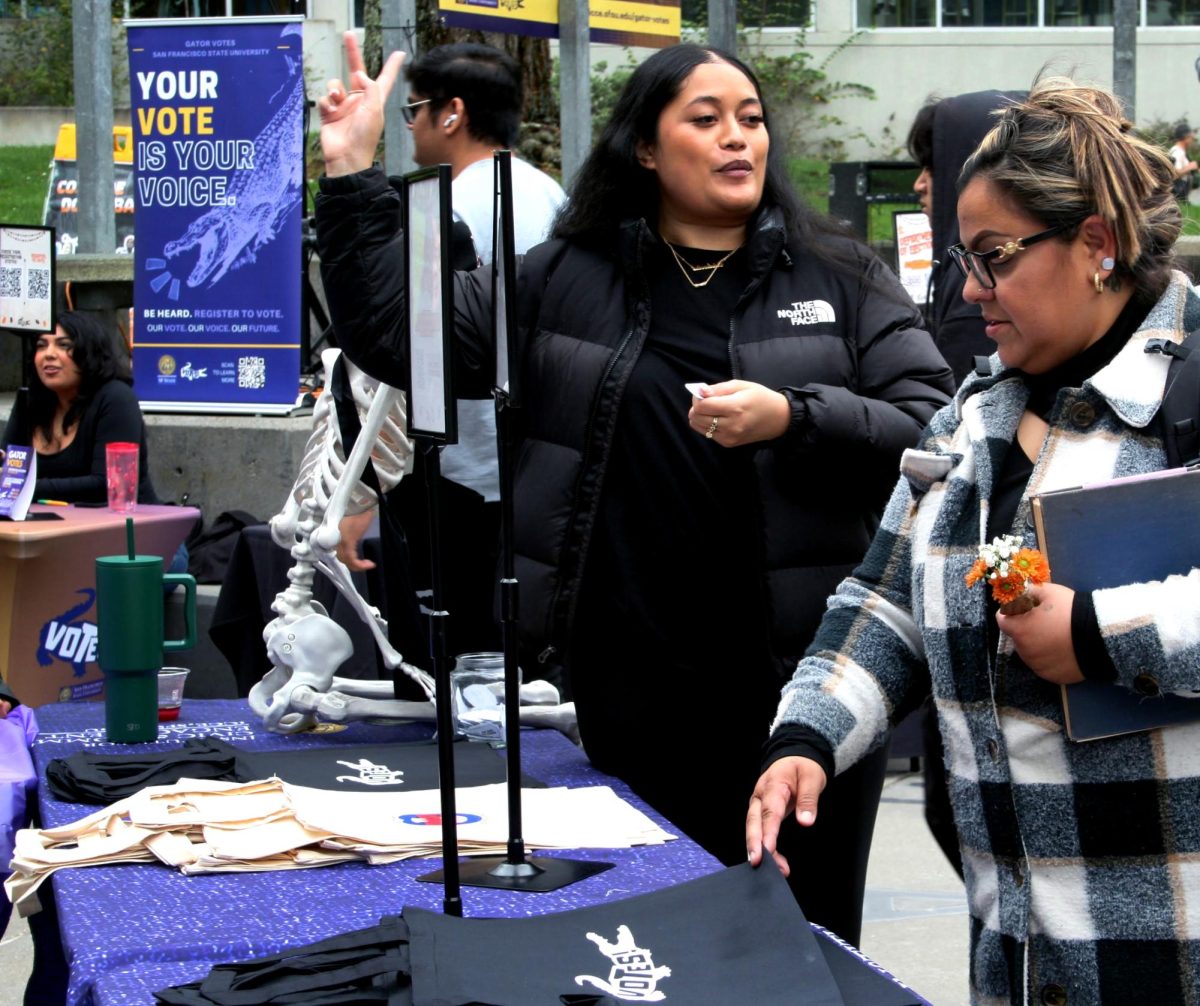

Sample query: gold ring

[705,417,719,439]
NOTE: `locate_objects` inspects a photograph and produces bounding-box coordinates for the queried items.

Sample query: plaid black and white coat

[774,271,1200,1005]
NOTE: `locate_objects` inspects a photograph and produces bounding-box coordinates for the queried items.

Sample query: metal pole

[382,0,417,176]
[708,0,737,54]
[557,0,591,190]
[72,0,116,254]
[1113,0,1137,119]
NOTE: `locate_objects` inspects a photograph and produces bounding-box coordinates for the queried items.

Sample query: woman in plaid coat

[748,78,1200,1004]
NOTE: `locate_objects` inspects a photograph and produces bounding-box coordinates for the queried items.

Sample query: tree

[361,0,557,131]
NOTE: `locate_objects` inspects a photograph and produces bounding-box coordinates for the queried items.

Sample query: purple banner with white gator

[126,17,303,414]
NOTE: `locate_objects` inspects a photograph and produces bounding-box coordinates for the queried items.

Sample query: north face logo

[777,299,836,325]
[575,924,672,1001]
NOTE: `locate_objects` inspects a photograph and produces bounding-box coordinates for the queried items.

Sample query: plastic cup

[106,442,139,513]
[449,652,518,743]
[157,666,189,721]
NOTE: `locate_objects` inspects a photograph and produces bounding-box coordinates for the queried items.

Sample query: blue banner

[126,17,304,414]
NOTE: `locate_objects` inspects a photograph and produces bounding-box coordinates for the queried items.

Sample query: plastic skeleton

[249,351,577,739]
[249,350,434,733]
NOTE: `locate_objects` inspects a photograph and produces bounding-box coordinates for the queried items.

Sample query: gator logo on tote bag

[334,757,405,786]
[575,924,672,1001]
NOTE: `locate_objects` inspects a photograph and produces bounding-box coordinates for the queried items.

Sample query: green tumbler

[95,551,196,742]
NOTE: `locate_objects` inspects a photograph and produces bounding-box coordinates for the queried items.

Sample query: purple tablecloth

[31,699,720,1006]
[31,699,931,1006]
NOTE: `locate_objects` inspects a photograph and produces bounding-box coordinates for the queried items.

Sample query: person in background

[316,37,954,943]
[402,42,566,266]
[909,90,1024,385]
[749,78,1200,1003]
[337,41,565,666]
[905,90,1025,881]
[1170,121,1197,201]
[2,311,159,505]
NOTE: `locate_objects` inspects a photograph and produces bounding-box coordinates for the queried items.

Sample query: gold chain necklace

[663,240,740,289]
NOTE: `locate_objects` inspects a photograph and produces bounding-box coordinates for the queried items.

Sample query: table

[29,699,931,1006]
[0,503,199,706]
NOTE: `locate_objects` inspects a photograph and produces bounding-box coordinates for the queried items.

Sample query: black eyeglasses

[400,98,431,125]
[947,223,1069,290]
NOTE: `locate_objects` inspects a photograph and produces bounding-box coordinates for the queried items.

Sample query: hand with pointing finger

[318,31,405,178]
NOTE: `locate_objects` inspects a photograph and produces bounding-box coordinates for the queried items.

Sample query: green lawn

[1180,201,1200,235]
[0,145,53,225]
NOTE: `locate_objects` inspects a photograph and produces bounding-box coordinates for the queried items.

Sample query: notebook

[1031,465,1200,741]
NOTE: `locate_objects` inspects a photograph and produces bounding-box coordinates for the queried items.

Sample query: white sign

[893,211,933,307]
[0,225,55,333]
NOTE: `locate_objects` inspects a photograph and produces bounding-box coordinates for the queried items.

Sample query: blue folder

[1031,465,1200,741]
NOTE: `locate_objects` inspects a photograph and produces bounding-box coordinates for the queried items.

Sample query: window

[123,0,300,14]
[858,0,934,27]
[1147,0,1200,23]
[0,0,59,15]
[681,0,813,28]
[1045,0,1111,24]
[858,0,1185,24]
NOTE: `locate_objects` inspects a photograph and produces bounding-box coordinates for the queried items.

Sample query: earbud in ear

[443,114,458,127]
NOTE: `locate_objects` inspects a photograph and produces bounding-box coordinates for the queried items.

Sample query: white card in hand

[685,382,708,398]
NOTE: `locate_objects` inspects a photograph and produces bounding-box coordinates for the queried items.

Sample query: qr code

[0,268,19,298]
[238,355,266,389]
[26,268,49,300]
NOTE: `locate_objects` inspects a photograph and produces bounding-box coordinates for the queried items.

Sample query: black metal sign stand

[451,151,612,892]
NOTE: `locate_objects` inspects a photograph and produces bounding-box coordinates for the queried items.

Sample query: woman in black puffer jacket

[315,39,954,944]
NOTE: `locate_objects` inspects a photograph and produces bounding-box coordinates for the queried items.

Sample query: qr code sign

[0,268,19,298]
[238,356,266,389]
[27,269,50,301]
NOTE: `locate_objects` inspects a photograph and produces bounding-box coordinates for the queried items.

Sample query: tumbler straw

[126,517,135,559]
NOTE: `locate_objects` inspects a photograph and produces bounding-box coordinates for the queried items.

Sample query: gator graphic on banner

[438,0,680,47]
[125,16,303,414]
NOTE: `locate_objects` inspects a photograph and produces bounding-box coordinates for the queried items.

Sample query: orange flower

[964,559,988,588]
[990,571,1026,605]
[1012,548,1050,585]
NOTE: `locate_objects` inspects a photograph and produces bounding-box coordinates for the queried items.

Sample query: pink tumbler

[105,442,139,513]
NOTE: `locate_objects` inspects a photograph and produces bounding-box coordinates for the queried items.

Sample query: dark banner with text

[125,16,303,414]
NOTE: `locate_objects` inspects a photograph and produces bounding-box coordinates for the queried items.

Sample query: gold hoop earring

[1093,271,1105,294]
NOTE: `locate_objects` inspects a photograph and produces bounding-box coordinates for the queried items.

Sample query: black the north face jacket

[316,167,954,675]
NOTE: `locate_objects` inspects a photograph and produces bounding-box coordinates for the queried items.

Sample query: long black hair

[30,311,131,445]
[553,43,855,263]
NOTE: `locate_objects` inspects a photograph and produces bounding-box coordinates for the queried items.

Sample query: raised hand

[318,31,405,178]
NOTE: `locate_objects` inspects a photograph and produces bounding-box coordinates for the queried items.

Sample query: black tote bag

[405,860,848,1006]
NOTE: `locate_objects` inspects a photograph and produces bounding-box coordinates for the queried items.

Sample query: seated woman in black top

[4,311,160,505]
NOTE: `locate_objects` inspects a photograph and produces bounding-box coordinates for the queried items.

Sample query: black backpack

[1147,329,1200,468]
[185,509,262,584]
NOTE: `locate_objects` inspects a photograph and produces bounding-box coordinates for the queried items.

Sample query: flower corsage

[964,534,1051,615]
